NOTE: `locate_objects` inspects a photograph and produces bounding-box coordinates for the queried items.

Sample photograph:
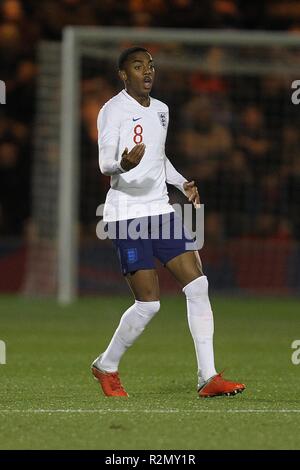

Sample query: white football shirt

[97,89,187,222]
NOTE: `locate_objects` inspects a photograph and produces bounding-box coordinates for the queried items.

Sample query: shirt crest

[157,112,168,128]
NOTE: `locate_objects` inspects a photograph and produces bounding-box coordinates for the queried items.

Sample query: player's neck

[125,88,150,107]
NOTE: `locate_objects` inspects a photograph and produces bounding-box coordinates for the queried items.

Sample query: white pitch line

[0,409,300,414]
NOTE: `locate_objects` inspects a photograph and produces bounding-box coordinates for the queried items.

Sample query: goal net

[25,27,300,302]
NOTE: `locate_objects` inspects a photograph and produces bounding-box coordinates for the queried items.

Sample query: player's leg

[153,214,217,386]
[92,269,160,396]
[125,268,160,301]
[166,250,217,386]
[92,216,160,396]
[96,268,160,369]
[157,212,245,397]
[166,250,245,397]
[165,250,203,286]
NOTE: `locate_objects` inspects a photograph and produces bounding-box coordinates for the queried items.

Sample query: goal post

[27,27,300,303]
[58,28,80,304]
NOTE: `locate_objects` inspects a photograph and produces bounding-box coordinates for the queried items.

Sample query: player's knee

[136,299,160,319]
[183,275,208,299]
[136,291,160,302]
[182,276,213,319]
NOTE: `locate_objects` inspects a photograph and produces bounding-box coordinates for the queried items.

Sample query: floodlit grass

[0,295,299,449]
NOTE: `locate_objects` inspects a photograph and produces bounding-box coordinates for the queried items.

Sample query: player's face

[122,51,155,96]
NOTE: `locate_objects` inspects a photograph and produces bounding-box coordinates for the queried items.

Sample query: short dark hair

[118,46,149,70]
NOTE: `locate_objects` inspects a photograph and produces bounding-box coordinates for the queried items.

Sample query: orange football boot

[198,372,245,398]
[91,364,128,397]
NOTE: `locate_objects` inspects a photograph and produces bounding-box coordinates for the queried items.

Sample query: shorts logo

[158,112,168,128]
[126,248,138,264]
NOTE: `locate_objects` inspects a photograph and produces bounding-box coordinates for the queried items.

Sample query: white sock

[183,276,217,386]
[96,300,160,372]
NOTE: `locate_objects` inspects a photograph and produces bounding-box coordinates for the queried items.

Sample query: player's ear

[119,70,127,82]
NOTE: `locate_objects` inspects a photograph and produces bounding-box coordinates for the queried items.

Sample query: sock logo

[291,340,300,365]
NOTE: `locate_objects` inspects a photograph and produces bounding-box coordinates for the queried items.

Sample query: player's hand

[183,181,201,209]
[120,143,146,171]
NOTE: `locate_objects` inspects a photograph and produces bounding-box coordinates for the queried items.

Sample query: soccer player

[92,46,245,398]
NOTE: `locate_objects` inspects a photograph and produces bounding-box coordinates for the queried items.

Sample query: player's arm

[97,105,124,176]
[164,155,200,208]
[98,105,145,176]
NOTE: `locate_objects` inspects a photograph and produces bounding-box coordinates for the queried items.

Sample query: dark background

[1,0,300,294]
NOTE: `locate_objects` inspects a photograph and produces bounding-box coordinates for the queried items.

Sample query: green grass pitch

[0,294,300,450]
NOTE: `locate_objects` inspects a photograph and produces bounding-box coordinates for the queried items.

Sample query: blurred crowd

[80,63,300,242]
[1,0,300,241]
